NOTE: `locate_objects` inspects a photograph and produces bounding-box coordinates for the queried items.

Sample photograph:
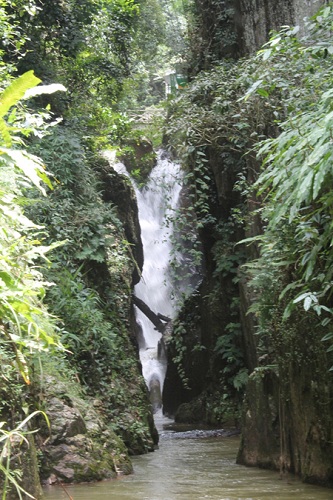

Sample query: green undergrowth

[164,4,333,425]
[25,124,157,454]
[115,106,166,185]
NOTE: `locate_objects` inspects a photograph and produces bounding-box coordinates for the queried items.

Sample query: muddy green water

[44,418,333,500]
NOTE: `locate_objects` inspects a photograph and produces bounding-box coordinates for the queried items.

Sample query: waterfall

[108,150,183,412]
[134,152,182,412]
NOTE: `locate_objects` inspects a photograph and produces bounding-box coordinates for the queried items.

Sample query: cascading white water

[134,153,182,408]
[108,150,182,410]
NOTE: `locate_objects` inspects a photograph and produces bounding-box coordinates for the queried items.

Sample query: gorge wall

[164,0,333,487]
[235,0,325,54]
[190,0,326,71]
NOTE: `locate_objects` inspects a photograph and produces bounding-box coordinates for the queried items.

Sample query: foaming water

[44,428,333,500]
[105,150,182,397]
[133,153,182,395]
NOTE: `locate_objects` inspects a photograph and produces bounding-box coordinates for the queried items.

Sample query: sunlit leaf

[0,71,41,119]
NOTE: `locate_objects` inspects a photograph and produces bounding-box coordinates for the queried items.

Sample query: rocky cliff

[235,0,324,54]
[164,0,332,487]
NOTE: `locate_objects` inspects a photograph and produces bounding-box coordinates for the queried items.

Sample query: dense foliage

[0,70,67,498]
[165,4,333,438]
[243,10,333,368]
[0,0,178,494]
[1,0,333,492]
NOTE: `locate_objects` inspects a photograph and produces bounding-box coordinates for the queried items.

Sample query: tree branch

[132,295,170,333]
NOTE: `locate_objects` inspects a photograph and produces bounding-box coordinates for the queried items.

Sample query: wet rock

[47,397,86,444]
[91,155,144,286]
[149,375,162,413]
[237,373,280,470]
[52,465,75,482]
[84,407,103,434]
[175,398,206,424]
[20,434,44,499]
[40,376,133,484]
[160,428,240,440]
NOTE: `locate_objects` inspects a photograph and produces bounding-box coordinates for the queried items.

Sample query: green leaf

[322,6,331,18]
[241,79,264,102]
[0,71,41,119]
[312,160,329,199]
[304,295,312,311]
[0,148,52,195]
[321,332,333,342]
[0,117,12,146]
[270,37,281,47]
[257,88,269,98]
[262,49,272,61]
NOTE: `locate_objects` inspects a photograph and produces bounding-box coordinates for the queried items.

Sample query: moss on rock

[39,375,134,485]
[118,136,157,185]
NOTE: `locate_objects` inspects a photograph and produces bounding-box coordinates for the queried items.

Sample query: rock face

[237,372,280,469]
[237,312,333,486]
[39,376,133,485]
[239,370,333,486]
[3,434,44,500]
[189,0,324,69]
[119,137,157,185]
[163,277,235,425]
[165,0,332,487]
[17,435,44,500]
[93,155,144,285]
[235,0,324,55]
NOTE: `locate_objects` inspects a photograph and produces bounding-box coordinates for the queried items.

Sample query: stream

[44,414,333,500]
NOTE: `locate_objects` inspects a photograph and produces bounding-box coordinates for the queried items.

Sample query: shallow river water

[44,417,333,500]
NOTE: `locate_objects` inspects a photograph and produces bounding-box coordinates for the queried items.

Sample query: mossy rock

[174,389,240,426]
[38,376,133,484]
[175,397,206,424]
[118,137,157,184]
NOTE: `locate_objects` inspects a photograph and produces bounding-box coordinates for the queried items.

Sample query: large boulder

[39,376,133,485]
[119,137,157,184]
